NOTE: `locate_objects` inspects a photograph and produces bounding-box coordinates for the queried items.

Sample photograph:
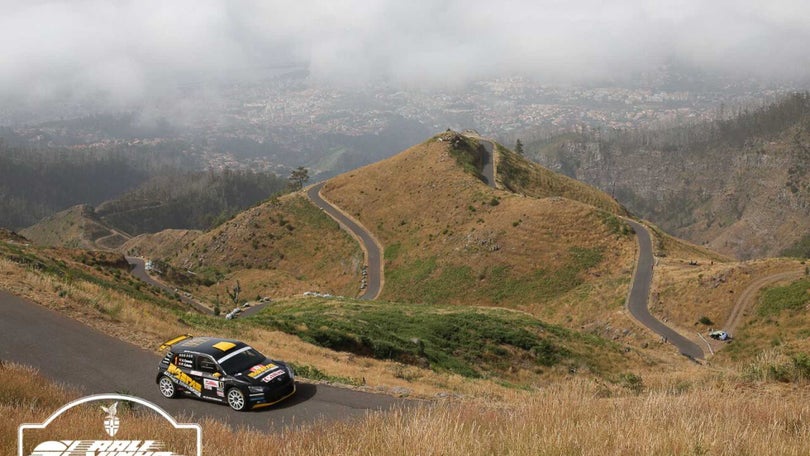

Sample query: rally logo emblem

[101,402,120,437]
[18,393,202,456]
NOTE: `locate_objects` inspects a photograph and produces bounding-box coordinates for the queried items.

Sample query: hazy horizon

[1,0,809,118]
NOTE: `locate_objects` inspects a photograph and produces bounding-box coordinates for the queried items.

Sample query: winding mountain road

[470,136,700,359]
[0,290,405,432]
[470,138,701,359]
[625,220,705,360]
[126,256,211,314]
[306,182,383,300]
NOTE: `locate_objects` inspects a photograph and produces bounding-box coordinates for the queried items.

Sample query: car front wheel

[158,376,177,398]
[227,388,249,411]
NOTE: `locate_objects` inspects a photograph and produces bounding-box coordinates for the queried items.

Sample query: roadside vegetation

[0,236,636,398]
[4,360,810,455]
[245,297,626,380]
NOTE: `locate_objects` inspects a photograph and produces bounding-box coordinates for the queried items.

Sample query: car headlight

[286,365,295,380]
[248,386,265,393]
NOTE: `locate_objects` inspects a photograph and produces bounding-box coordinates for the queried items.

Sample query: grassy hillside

[320,132,637,327]
[0,236,659,397]
[245,297,629,381]
[721,271,810,363]
[121,229,202,258]
[496,141,627,214]
[19,204,129,251]
[164,193,364,302]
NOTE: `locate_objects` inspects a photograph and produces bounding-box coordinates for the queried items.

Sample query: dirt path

[723,269,805,336]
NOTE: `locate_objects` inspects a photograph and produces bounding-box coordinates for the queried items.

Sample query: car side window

[197,355,218,374]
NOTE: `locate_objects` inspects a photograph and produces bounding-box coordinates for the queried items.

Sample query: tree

[288,166,309,191]
[226,280,241,305]
[515,139,524,155]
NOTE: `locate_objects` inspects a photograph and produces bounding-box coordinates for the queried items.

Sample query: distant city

[3,68,806,176]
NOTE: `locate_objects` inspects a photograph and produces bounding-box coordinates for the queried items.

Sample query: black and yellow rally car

[156,335,296,411]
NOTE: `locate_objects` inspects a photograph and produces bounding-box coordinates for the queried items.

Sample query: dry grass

[3,361,810,456]
[167,193,364,301]
[0,249,559,400]
[122,228,203,258]
[652,255,807,359]
[494,141,626,215]
[0,363,199,456]
[19,204,122,250]
[320,137,638,321]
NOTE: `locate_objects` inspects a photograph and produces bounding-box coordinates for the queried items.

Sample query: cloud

[1,0,808,113]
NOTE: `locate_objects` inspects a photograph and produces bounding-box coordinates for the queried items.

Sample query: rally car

[156,334,296,411]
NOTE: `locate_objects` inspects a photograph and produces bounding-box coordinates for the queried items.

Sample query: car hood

[235,359,290,385]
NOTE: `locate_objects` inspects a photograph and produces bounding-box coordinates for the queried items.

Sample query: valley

[2,127,809,454]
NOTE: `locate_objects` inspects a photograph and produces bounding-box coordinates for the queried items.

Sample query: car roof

[172,336,249,358]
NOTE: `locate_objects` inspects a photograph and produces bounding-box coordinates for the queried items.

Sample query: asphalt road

[625,220,705,360]
[125,256,210,314]
[478,139,496,187]
[0,290,405,432]
[306,182,382,300]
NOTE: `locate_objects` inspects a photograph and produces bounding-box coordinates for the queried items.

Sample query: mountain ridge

[526,92,810,260]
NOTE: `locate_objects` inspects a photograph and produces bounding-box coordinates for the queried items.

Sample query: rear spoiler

[159,334,193,351]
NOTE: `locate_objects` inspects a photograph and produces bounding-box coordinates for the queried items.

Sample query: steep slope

[20,204,130,250]
[120,229,203,258]
[163,193,364,301]
[320,132,638,328]
[495,142,627,215]
[95,169,287,235]
[20,169,287,251]
[527,92,810,260]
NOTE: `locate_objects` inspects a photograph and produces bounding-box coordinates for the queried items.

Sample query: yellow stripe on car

[159,334,193,351]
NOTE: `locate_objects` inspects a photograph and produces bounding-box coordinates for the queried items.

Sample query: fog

[2,0,809,112]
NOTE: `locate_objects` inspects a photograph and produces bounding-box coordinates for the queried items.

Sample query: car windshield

[219,347,267,375]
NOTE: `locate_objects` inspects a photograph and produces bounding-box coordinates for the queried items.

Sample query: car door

[195,354,226,401]
[167,351,203,397]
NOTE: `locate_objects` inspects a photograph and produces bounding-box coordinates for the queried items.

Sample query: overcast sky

[1,0,809,110]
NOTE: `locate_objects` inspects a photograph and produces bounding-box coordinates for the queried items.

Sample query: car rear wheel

[158,376,177,398]
[226,388,249,411]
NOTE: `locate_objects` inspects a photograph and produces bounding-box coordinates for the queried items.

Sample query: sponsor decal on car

[261,370,286,383]
[18,393,201,456]
[167,363,202,395]
[248,363,278,378]
[175,352,194,369]
[203,379,221,390]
